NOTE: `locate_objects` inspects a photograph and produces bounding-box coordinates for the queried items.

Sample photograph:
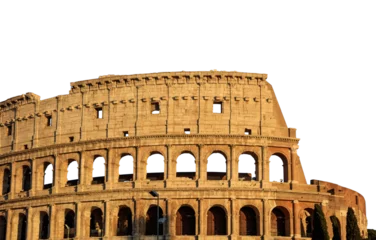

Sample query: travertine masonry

[0,71,367,239]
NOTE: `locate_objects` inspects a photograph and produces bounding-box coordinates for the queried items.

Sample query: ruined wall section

[0,71,294,154]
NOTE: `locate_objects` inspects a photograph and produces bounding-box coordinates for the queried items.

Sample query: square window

[69,136,74,142]
[96,108,103,119]
[7,125,12,136]
[123,131,129,137]
[184,128,191,134]
[47,116,52,126]
[151,102,160,114]
[24,145,28,150]
[245,128,252,135]
[213,102,222,113]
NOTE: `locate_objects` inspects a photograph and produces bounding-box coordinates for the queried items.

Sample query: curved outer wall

[0,71,367,239]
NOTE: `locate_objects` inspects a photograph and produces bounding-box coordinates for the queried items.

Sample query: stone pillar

[10,162,16,199]
[77,151,86,191]
[291,145,299,184]
[30,158,37,196]
[26,207,33,240]
[261,146,271,188]
[262,199,270,239]
[198,145,207,181]
[104,201,111,237]
[166,145,174,181]
[105,148,114,190]
[293,200,301,238]
[230,198,237,238]
[75,202,83,239]
[5,210,12,240]
[230,145,238,182]
[197,198,204,239]
[227,145,233,181]
[52,154,59,194]
[132,198,140,239]
[49,204,56,239]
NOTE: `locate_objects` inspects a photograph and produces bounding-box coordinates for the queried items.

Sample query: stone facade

[0,71,367,239]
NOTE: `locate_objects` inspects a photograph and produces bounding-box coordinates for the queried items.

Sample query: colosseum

[0,71,367,239]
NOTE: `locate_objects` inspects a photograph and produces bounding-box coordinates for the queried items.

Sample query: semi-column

[293,200,300,238]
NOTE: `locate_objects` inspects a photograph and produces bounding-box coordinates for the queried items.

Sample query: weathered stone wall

[0,71,367,240]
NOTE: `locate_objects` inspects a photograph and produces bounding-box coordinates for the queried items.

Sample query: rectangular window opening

[184,128,191,134]
[96,108,103,119]
[7,125,12,136]
[151,102,160,114]
[213,102,223,113]
[123,131,129,137]
[245,128,252,135]
[47,116,52,126]
[69,136,74,142]
[24,145,28,150]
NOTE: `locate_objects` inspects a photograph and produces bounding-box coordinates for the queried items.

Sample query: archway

[239,206,257,236]
[0,216,6,240]
[207,206,227,235]
[92,156,105,184]
[146,153,164,181]
[269,154,288,182]
[119,155,134,182]
[39,211,49,239]
[176,206,195,235]
[238,153,257,181]
[207,152,227,180]
[22,166,31,191]
[18,213,27,240]
[43,163,53,189]
[67,160,79,186]
[2,168,11,195]
[330,215,341,240]
[300,208,313,237]
[176,153,196,179]
[90,208,103,237]
[117,207,132,236]
[64,209,76,238]
[271,207,290,236]
[145,205,163,235]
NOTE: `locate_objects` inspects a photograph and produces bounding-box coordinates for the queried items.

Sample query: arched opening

[18,213,27,240]
[146,153,164,181]
[330,215,341,240]
[176,153,196,179]
[39,211,49,239]
[117,207,132,236]
[92,156,105,184]
[22,166,31,191]
[176,206,195,235]
[239,206,257,236]
[271,207,290,236]
[207,152,227,180]
[0,216,6,240]
[269,154,288,182]
[43,163,53,189]
[145,205,163,235]
[300,208,313,237]
[67,160,79,186]
[119,155,134,182]
[2,168,11,195]
[207,206,227,235]
[90,208,103,237]
[64,209,76,239]
[238,153,258,181]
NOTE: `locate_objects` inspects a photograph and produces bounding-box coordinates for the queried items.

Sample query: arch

[271,206,290,236]
[239,206,258,236]
[18,213,27,240]
[2,168,11,195]
[0,215,6,240]
[117,206,132,236]
[92,156,105,184]
[43,163,53,189]
[145,205,163,235]
[207,152,227,180]
[64,209,76,238]
[269,153,288,182]
[330,215,341,240]
[67,160,79,186]
[207,206,227,235]
[39,211,49,239]
[22,166,31,191]
[176,206,195,235]
[300,208,313,237]
[119,155,134,182]
[90,208,104,237]
[238,152,258,181]
[176,152,196,179]
[146,153,164,181]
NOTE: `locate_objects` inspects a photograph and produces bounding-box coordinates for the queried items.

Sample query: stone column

[230,145,238,182]
[198,145,207,182]
[75,202,83,239]
[230,198,237,238]
[105,148,114,190]
[291,145,299,184]
[30,158,37,196]
[166,145,175,181]
[52,154,59,194]
[197,198,204,239]
[26,207,33,240]
[77,151,86,191]
[261,146,271,189]
[104,201,111,237]
[293,200,301,238]
[49,204,56,239]
[10,162,16,199]
[262,199,270,239]
[132,198,140,239]
[5,210,12,240]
